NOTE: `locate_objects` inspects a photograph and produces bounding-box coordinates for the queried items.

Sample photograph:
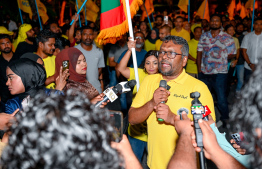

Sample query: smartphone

[231,132,245,145]
[62,60,69,72]
[109,111,123,142]
[164,16,168,25]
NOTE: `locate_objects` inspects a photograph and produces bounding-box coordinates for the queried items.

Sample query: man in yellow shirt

[129,36,215,169]
[186,26,202,77]
[155,25,171,50]
[171,16,190,42]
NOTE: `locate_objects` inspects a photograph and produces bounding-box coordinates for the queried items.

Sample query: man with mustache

[197,14,236,128]
[129,35,216,169]
[35,29,56,89]
[0,34,17,104]
[75,26,105,93]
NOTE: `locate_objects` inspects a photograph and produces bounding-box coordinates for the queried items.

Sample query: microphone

[95,80,136,107]
[158,80,171,122]
[177,108,189,120]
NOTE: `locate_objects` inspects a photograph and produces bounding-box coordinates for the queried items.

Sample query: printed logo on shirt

[173,94,188,99]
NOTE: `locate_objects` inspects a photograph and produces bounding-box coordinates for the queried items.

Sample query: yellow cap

[0,26,14,35]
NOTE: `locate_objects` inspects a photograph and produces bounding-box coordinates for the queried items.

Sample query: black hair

[1,90,123,169]
[0,34,12,42]
[193,26,202,33]
[36,29,56,47]
[134,31,145,39]
[210,14,222,22]
[235,23,244,29]
[155,15,163,21]
[139,50,158,69]
[44,20,59,30]
[175,16,184,21]
[224,24,234,31]
[254,17,262,23]
[161,36,189,57]
[80,26,94,34]
[55,37,69,50]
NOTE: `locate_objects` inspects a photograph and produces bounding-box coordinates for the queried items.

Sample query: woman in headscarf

[54,47,105,105]
[4,59,48,114]
[20,52,44,67]
[144,28,159,52]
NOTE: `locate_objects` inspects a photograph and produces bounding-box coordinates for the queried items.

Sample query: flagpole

[75,0,82,27]
[203,0,207,19]
[188,0,190,23]
[125,0,140,91]
[34,0,42,30]
[143,2,153,30]
[251,0,255,31]
[151,13,155,22]
[71,0,88,26]
[17,0,23,24]
[84,2,87,25]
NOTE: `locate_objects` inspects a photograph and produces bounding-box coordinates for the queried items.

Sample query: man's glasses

[157,50,183,59]
[135,36,144,40]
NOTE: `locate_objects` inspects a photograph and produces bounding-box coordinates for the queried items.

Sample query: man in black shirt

[13,24,37,59]
[0,34,17,104]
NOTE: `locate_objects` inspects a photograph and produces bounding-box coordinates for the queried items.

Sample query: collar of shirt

[207,29,223,38]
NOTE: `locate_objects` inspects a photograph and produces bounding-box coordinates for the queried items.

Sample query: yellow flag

[141,0,154,21]
[196,0,209,21]
[240,3,247,19]
[76,0,99,22]
[245,0,258,10]
[17,0,33,19]
[36,0,49,24]
[227,0,235,20]
[178,0,188,13]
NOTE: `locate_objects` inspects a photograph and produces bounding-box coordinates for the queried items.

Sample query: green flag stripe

[101,0,120,13]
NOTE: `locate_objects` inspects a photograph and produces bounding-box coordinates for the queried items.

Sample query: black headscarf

[7,58,46,100]
[20,53,43,63]
[147,28,159,44]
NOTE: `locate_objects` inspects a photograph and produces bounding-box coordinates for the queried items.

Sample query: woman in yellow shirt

[116,38,159,162]
[144,28,159,52]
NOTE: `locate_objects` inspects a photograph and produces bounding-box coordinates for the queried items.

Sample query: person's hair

[1,90,123,169]
[134,31,145,39]
[139,50,158,69]
[80,26,94,34]
[161,36,189,57]
[193,26,202,33]
[159,25,171,33]
[254,17,262,23]
[36,29,56,47]
[55,37,69,50]
[44,20,59,30]
[0,34,12,42]
[155,15,163,21]
[175,16,184,22]
[210,14,222,22]
[139,21,149,31]
[224,24,234,31]
[74,27,82,37]
[229,59,262,168]
[235,23,244,29]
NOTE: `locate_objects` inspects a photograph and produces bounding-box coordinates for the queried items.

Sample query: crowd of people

[0,5,262,169]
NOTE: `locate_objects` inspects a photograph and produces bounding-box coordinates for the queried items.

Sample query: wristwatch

[248,63,252,66]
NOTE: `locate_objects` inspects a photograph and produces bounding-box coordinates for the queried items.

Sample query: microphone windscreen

[159,80,167,88]
[113,84,123,94]
[127,80,137,88]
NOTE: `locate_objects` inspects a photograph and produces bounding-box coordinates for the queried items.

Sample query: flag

[227,0,235,20]
[36,0,49,24]
[96,0,143,45]
[76,0,99,22]
[240,3,247,19]
[59,1,66,26]
[17,0,33,19]
[236,0,241,11]
[141,0,154,21]
[196,0,209,21]
[245,0,258,10]
[178,0,188,13]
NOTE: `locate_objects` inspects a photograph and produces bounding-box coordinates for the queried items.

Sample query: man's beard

[158,60,174,76]
[210,26,220,30]
[76,39,81,44]
[55,32,62,37]
[136,42,144,48]
[236,31,243,35]
[82,39,93,46]
[27,36,35,43]
[43,49,55,56]
[1,47,12,54]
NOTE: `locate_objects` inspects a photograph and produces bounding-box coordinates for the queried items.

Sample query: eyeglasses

[135,36,144,40]
[157,50,183,59]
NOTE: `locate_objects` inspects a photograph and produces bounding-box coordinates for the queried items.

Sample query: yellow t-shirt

[128,67,148,142]
[43,55,56,89]
[144,39,156,52]
[186,39,199,74]
[131,69,216,169]
[155,39,162,50]
[233,37,240,50]
[171,28,190,42]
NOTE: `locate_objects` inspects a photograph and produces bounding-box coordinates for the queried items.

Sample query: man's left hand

[154,103,175,125]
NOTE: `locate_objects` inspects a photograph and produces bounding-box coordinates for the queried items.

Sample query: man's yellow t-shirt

[171,28,190,41]
[43,55,56,89]
[131,69,216,169]
[186,38,199,74]
[155,39,163,51]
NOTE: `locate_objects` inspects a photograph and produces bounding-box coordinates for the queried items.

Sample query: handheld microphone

[158,80,171,122]
[190,91,207,169]
[95,80,136,107]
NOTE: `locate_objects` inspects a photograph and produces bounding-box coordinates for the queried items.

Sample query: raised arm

[68,14,79,44]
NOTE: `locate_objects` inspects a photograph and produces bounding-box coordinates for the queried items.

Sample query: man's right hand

[151,87,170,107]
[127,37,136,51]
